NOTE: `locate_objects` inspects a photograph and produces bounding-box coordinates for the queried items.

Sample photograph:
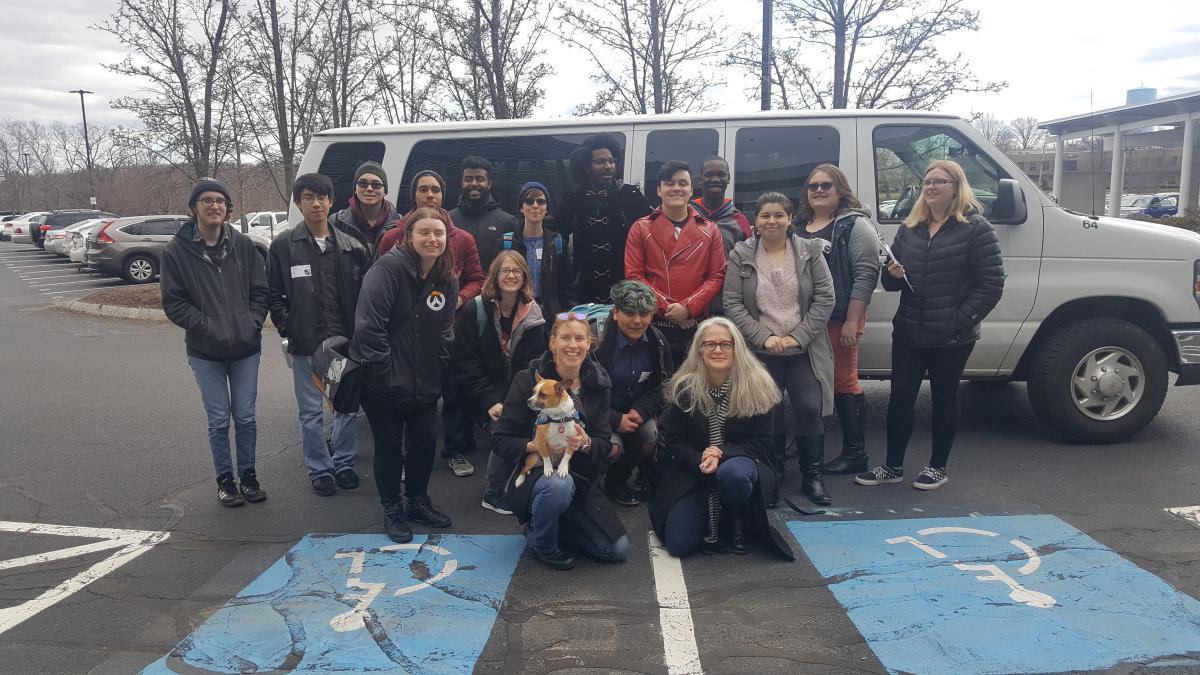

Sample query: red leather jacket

[624,207,727,319]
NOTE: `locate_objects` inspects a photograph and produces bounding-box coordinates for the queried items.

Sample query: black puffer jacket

[882,211,1004,348]
[350,247,458,402]
[449,194,516,273]
[161,222,269,362]
[557,182,652,304]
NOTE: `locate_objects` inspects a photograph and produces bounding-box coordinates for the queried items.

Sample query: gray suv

[86,215,187,283]
[34,209,115,248]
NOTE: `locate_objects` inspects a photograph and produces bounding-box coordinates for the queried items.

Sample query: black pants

[885,341,974,470]
[761,352,824,439]
[653,320,696,364]
[361,394,438,505]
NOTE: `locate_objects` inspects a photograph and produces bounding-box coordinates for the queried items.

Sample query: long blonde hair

[666,317,781,418]
[904,160,983,228]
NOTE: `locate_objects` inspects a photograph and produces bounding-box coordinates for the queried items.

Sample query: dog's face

[528,373,574,413]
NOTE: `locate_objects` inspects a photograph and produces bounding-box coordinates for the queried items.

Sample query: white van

[295,110,1200,444]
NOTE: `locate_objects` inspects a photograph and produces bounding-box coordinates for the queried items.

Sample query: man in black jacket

[557,133,651,303]
[269,173,370,497]
[162,177,270,508]
[329,161,399,261]
[448,156,515,272]
[594,280,674,506]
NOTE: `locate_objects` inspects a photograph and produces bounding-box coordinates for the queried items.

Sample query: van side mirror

[991,178,1027,224]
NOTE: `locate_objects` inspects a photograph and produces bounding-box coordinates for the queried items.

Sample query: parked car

[34,209,115,248]
[86,215,187,283]
[8,212,48,244]
[0,213,24,241]
[241,211,288,235]
[45,219,103,256]
[243,225,279,261]
[68,220,111,267]
[1128,193,1180,218]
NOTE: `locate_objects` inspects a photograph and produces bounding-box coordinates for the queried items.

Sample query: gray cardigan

[722,235,836,416]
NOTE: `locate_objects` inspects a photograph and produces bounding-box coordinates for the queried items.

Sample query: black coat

[649,400,795,560]
[593,321,674,421]
[350,247,458,402]
[330,204,401,262]
[491,352,625,542]
[161,222,269,362]
[449,194,516,273]
[882,212,1005,348]
[452,297,548,410]
[506,222,574,318]
[557,183,651,304]
[267,223,369,356]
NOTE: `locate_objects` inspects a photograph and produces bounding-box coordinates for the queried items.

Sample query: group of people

[160,131,1005,569]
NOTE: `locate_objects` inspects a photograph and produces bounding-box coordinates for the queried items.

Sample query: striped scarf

[703,378,732,544]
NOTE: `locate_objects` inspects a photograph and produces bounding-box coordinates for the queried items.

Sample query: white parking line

[1166,506,1200,529]
[7,263,71,270]
[648,532,704,675]
[20,274,84,281]
[30,279,115,287]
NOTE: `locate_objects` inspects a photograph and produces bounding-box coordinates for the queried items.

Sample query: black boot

[405,494,453,528]
[768,407,788,508]
[383,502,412,543]
[821,393,868,475]
[799,435,832,506]
[730,514,750,555]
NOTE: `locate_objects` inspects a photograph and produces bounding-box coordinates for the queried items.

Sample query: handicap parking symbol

[142,533,524,674]
[789,515,1200,674]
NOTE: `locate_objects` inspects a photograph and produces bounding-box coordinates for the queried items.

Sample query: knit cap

[188,177,232,208]
[354,161,388,191]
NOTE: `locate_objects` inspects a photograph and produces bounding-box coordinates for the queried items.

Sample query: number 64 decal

[886,526,1057,609]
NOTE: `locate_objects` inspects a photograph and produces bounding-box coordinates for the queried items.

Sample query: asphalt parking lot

[2,243,1200,674]
[0,242,134,302]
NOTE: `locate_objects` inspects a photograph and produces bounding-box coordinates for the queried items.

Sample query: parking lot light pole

[69,89,96,208]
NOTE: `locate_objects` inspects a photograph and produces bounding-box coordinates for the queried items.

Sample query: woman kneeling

[650,317,794,559]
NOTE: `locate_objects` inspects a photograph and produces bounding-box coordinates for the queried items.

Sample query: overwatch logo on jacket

[427,290,446,311]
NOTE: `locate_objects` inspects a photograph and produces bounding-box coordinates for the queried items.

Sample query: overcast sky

[2,0,1197,131]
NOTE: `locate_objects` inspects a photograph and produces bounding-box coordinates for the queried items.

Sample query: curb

[57,299,171,324]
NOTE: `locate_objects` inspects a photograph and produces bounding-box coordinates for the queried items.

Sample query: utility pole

[69,89,96,208]
[21,151,32,211]
[761,0,772,111]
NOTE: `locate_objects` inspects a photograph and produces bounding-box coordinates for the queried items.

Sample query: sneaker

[532,547,575,570]
[312,474,337,497]
[383,503,412,543]
[239,470,267,503]
[854,465,905,486]
[335,467,360,490]
[217,474,244,507]
[913,466,948,490]
[604,481,640,507]
[405,494,453,528]
[481,492,514,515]
[448,454,475,477]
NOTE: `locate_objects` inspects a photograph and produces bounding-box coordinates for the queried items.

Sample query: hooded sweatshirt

[378,207,485,308]
[692,197,752,257]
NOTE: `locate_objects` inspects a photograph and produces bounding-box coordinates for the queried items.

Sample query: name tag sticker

[290,264,312,279]
[535,247,543,260]
[638,371,652,382]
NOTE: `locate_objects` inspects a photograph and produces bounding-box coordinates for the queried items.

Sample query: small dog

[515,374,580,487]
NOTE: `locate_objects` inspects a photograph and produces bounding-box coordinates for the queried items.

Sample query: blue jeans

[290,355,358,479]
[663,456,758,557]
[526,474,629,562]
[187,351,261,481]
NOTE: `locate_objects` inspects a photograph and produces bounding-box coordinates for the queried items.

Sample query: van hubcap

[1071,347,1143,421]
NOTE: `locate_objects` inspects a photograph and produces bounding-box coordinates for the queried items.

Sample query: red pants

[827,316,866,395]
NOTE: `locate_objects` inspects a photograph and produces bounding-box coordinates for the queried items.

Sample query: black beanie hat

[189,177,232,208]
[354,161,388,192]
[410,170,446,206]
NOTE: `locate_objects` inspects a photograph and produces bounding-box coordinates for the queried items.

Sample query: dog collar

[536,410,580,425]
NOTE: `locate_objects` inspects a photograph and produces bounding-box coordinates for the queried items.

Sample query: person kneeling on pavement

[491,314,629,570]
[595,280,674,507]
[650,317,795,559]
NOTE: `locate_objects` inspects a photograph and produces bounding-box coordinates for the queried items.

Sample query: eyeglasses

[356,180,384,190]
[522,197,547,206]
[922,178,956,187]
[197,197,228,207]
[701,340,735,352]
[806,181,834,192]
[498,268,523,278]
[300,194,332,204]
[555,312,589,321]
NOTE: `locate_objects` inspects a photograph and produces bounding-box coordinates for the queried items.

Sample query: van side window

[873,125,1009,222]
[733,126,840,214]
[318,141,386,214]
[643,129,720,206]
[401,133,608,214]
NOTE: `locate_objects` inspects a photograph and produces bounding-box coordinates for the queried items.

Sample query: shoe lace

[921,467,946,481]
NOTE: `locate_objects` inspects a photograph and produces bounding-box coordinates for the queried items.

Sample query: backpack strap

[502,232,514,250]
[554,234,563,255]
[475,296,486,338]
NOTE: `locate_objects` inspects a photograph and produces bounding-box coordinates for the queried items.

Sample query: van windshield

[874,125,1009,222]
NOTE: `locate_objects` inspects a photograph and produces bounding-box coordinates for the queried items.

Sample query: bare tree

[312,0,387,128]
[970,113,1015,152]
[728,0,1004,110]
[558,0,726,115]
[1010,116,1049,152]
[372,3,447,123]
[98,0,237,180]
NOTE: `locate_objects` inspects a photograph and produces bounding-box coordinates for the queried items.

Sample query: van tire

[1026,318,1167,444]
[122,254,158,284]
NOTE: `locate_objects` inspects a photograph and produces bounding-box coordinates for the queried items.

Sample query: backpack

[566,302,613,340]
[502,231,563,255]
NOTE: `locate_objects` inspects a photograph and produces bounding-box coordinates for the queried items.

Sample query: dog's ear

[534,372,544,385]
[556,379,573,394]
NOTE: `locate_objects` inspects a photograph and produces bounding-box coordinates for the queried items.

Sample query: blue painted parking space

[789,515,1200,674]
[142,533,524,674]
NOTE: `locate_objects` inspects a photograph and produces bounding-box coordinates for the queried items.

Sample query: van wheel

[123,255,157,283]
[1026,318,1166,444]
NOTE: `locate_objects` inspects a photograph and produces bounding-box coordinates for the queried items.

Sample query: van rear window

[318,141,386,214]
[401,133,617,214]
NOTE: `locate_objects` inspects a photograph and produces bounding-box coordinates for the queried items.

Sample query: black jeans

[761,352,824,439]
[361,394,438,505]
[885,341,975,470]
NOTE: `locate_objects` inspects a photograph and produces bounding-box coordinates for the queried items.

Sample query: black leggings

[885,342,974,470]
[361,394,438,505]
